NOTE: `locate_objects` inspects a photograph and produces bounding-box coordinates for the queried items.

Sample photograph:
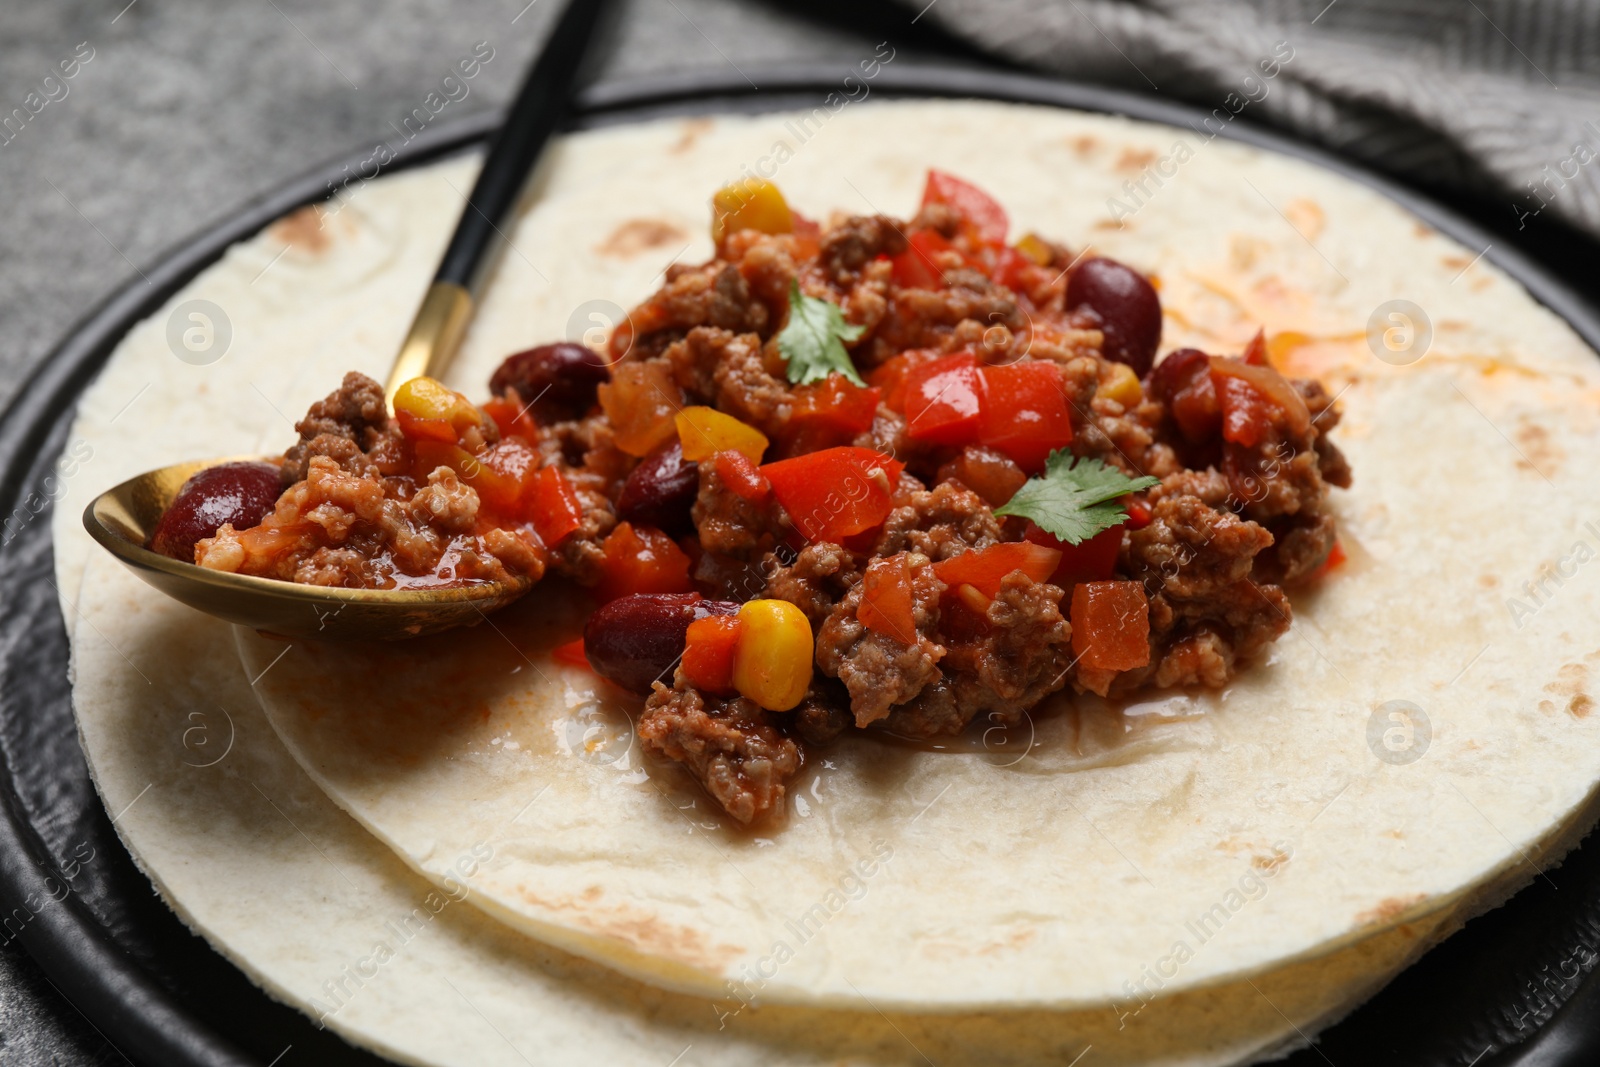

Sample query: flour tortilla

[50,99,1600,1059]
[230,101,1600,1010]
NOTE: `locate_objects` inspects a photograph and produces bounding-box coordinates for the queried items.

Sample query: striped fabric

[903,0,1600,236]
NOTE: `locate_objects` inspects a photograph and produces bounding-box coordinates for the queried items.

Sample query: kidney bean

[583,593,739,694]
[488,342,611,422]
[1067,257,1162,376]
[148,462,282,562]
[1148,348,1221,443]
[615,439,698,535]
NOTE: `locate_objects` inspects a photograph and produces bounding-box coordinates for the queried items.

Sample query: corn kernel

[711,179,793,244]
[1098,362,1143,408]
[676,406,770,464]
[1014,233,1053,265]
[394,376,476,425]
[732,599,813,712]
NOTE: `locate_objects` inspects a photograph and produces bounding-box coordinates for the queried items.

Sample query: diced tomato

[859,555,917,643]
[714,449,771,504]
[782,377,881,455]
[892,229,958,290]
[762,446,904,542]
[411,439,524,513]
[933,541,1061,599]
[481,396,539,441]
[902,352,984,446]
[525,466,584,547]
[1211,357,1311,446]
[867,348,940,411]
[1070,581,1150,671]
[1025,522,1123,587]
[553,638,590,668]
[977,361,1074,473]
[594,522,693,603]
[921,170,1008,246]
[597,359,682,457]
[682,614,743,694]
[937,446,1028,509]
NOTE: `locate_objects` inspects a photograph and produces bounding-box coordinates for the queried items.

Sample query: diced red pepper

[902,352,984,446]
[594,522,693,603]
[932,541,1061,599]
[396,411,459,444]
[553,638,590,668]
[782,377,881,455]
[921,170,1008,246]
[991,245,1040,293]
[714,449,771,504]
[867,348,939,411]
[859,555,917,643]
[481,396,539,442]
[682,614,742,694]
[1124,497,1153,530]
[892,229,958,290]
[977,361,1074,473]
[525,465,584,548]
[762,446,904,542]
[411,439,525,513]
[1241,328,1269,366]
[1070,581,1150,671]
[1309,539,1347,582]
[1025,522,1122,587]
[937,446,1028,509]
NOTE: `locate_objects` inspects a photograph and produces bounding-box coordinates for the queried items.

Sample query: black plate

[3,65,1599,1067]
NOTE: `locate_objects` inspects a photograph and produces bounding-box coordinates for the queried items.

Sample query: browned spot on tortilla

[1093,217,1128,232]
[669,117,714,154]
[1441,253,1474,273]
[517,884,742,969]
[1070,134,1100,157]
[1514,420,1564,476]
[1284,198,1325,242]
[1413,222,1434,239]
[596,218,688,258]
[1479,573,1499,588]
[1547,663,1591,719]
[1355,893,1428,927]
[1252,848,1290,873]
[1541,698,1556,714]
[268,204,330,254]
[1115,147,1158,174]
[1382,829,1403,840]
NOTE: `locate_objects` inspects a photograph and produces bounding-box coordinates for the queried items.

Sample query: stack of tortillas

[51,100,1600,1066]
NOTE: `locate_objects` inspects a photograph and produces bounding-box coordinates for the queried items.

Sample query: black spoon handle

[436,0,606,295]
[386,0,607,402]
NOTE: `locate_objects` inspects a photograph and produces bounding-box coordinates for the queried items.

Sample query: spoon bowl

[84,456,531,641]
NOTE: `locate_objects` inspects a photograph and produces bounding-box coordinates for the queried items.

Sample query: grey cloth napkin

[902,0,1600,238]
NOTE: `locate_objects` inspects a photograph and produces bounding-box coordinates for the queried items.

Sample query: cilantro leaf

[994,451,1160,544]
[776,280,867,387]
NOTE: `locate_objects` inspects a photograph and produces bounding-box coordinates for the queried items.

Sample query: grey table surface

[0,1,981,1063]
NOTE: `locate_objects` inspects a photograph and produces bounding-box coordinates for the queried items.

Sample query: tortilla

[50,99,1600,1058]
[230,102,1600,1010]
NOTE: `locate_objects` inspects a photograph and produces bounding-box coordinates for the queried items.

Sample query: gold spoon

[83,0,607,641]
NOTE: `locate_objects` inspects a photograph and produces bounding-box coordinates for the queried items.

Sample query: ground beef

[763,542,859,627]
[281,371,401,484]
[815,552,946,727]
[817,215,906,285]
[692,455,781,560]
[1124,484,1276,602]
[644,261,770,343]
[667,327,795,439]
[638,684,802,826]
[789,677,854,746]
[873,479,1003,561]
